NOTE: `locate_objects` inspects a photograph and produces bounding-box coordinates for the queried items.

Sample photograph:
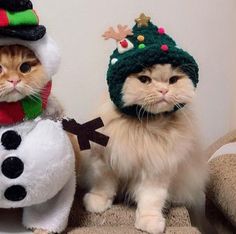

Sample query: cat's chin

[0,91,26,103]
[142,103,174,115]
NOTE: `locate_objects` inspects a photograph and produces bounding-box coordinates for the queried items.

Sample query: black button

[2,157,24,179]
[1,131,22,150]
[4,185,27,202]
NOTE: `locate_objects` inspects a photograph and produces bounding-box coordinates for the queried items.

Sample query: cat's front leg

[134,179,168,234]
[83,157,118,213]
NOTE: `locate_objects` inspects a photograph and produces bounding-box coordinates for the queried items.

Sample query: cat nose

[158,88,169,95]
[8,78,21,86]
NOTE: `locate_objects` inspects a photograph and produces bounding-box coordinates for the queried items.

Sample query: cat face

[122,64,195,114]
[0,45,48,102]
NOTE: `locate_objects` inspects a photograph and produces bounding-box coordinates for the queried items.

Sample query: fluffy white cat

[79,64,211,234]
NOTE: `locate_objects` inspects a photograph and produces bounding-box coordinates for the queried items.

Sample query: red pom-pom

[161,44,169,52]
[120,40,128,48]
[158,27,165,35]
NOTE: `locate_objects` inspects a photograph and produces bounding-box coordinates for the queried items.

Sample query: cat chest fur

[102,114,195,179]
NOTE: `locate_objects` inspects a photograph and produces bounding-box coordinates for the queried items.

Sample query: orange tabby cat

[0,45,63,119]
[0,45,64,234]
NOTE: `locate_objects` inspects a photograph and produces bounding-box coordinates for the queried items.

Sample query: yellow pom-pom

[137,35,145,42]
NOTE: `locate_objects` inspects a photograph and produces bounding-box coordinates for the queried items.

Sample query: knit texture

[0,0,45,41]
[0,0,33,12]
[106,16,199,116]
[7,9,38,26]
[0,25,46,41]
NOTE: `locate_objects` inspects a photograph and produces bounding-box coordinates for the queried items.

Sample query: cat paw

[83,192,112,213]
[135,215,165,234]
[33,229,50,234]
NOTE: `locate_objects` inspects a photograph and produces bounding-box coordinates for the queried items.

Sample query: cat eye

[137,75,152,84]
[169,76,180,84]
[20,63,31,73]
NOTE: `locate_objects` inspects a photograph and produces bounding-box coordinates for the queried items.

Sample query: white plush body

[0,119,76,233]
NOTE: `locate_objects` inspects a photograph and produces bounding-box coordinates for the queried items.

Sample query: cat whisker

[136,105,142,122]
[137,105,145,124]
[31,86,47,92]
[28,95,41,103]
[171,94,192,104]
[0,91,7,97]
[24,84,38,91]
[141,104,148,122]
[26,80,49,92]
[170,100,193,127]
[167,95,180,105]
[0,87,7,94]
[27,87,43,94]
[24,84,46,99]
[137,104,148,124]
[145,104,152,125]
[30,94,47,103]
[175,94,193,103]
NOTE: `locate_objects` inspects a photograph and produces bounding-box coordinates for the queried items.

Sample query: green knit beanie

[103,13,199,116]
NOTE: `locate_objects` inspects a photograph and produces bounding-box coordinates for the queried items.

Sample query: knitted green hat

[103,13,199,116]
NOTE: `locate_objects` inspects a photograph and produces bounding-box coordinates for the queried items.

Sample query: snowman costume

[0,119,76,233]
[0,0,75,233]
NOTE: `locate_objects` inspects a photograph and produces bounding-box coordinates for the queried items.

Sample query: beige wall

[231,91,236,129]
[33,0,236,147]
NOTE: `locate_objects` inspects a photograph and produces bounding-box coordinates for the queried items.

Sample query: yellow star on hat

[135,13,151,27]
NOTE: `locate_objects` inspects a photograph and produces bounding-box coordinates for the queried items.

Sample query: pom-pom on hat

[0,0,60,77]
[103,13,199,116]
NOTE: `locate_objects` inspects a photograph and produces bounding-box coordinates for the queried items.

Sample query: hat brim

[0,0,33,12]
[0,25,46,41]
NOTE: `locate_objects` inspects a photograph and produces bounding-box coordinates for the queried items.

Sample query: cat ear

[102,25,134,54]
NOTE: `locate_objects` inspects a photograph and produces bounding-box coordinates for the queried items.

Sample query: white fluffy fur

[0,35,60,77]
[0,119,75,233]
[79,65,208,234]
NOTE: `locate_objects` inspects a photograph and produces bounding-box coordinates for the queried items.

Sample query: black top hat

[0,0,46,41]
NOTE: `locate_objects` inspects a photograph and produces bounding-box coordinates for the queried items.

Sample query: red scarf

[0,81,52,126]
